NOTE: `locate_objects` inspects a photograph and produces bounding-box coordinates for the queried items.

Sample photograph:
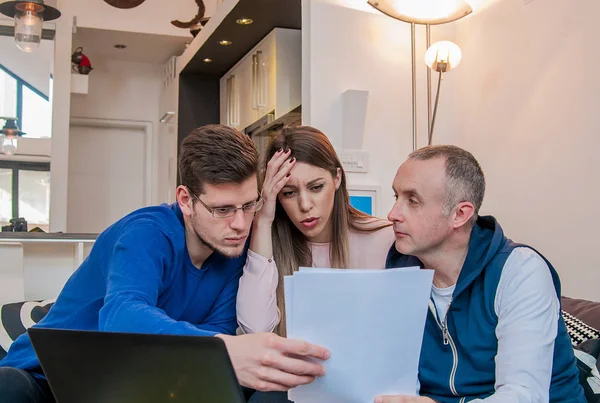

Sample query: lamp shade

[367,0,472,25]
[425,41,462,72]
[0,0,61,21]
[0,0,61,52]
[1,118,26,137]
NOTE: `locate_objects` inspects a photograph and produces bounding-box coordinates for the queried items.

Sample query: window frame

[0,63,50,134]
[0,160,50,219]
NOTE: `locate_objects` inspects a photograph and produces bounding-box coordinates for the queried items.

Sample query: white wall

[61,0,219,38]
[305,0,599,302]
[47,0,183,231]
[303,0,417,219]
[70,59,161,123]
[426,0,600,302]
[69,59,163,211]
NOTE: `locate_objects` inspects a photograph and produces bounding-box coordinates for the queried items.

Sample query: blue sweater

[386,216,584,403]
[0,203,245,375]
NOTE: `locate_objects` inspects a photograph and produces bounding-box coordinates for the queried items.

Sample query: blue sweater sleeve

[98,221,218,337]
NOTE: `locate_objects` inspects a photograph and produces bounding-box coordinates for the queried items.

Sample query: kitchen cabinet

[220,28,301,131]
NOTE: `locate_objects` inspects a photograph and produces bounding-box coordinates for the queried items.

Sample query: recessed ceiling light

[236,18,253,25]
[218,40,232,46]
[114,44,127,49]
[203,58,212,63]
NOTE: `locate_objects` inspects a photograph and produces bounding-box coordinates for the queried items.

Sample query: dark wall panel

[177,74,220,184]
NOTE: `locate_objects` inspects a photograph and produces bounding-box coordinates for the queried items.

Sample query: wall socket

[339,150,369,173]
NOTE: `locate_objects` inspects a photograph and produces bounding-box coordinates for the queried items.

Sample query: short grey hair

[409,145,485,224]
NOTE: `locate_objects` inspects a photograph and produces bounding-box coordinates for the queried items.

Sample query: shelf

[178,0,301,77]
[71,73,89,94]
[0,233,98,244]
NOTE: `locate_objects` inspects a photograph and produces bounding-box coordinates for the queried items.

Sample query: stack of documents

[285,267,434,403]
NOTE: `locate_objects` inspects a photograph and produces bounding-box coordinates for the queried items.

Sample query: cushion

[574,338,600,403]
[0,299,55,360]
[563,310,600,346]
[563,297,600,331]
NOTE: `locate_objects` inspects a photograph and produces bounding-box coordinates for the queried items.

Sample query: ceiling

[182,0,301,76]
[72,27,189,65]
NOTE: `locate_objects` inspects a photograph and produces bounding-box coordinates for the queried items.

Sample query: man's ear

[176,186,194,217]
[452,202,475,229]
[334,168,342,190]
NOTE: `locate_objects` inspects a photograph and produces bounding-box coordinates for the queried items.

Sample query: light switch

[338,150,368,173]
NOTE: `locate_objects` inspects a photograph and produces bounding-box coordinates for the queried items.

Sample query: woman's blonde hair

[264,126,391,336]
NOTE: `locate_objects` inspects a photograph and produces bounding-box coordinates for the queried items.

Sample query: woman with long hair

[237,126,394,337]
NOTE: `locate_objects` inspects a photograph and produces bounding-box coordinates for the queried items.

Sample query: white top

[236,225,395,334]
[431,283,455,322]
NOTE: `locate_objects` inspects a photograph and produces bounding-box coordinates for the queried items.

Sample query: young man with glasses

[0,125,330,403]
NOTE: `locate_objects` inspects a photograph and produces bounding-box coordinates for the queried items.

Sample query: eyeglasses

[192,192,264,218]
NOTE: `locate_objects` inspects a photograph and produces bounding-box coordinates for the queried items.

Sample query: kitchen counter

[0,233,97,304]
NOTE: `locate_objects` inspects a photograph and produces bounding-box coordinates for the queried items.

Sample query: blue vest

[386,216,585,403]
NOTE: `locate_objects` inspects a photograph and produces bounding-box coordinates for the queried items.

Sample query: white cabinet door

[220,71,241,129]
[253,32,277,118]
[273,29,302,120]
[236,53,256,130]
[220,28,301,131]
[220,55,255,130]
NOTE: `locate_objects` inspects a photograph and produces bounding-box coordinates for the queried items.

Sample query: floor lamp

[367,0,472,150]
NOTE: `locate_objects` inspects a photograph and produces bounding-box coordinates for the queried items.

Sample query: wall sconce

[0,0,62,53]
[425,41,461,145]
[367,0,471,149]
[1,118,26,156]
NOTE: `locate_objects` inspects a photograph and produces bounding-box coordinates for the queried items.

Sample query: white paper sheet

[285,267,433,403]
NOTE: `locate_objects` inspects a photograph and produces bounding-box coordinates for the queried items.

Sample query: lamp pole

[426,24,432,140]
[367,0,471,150]
[410,23,417,152]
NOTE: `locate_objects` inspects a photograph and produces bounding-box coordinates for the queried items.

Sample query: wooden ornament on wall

[171,0,206,29]
[104,0,146,9]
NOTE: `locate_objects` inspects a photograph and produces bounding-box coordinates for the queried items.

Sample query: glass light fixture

[2,137,18,156]
[0,118,26,156]
[0,0,61,53]
[425,41,462,145]
[367,0,472,25]
[425,40,462,72]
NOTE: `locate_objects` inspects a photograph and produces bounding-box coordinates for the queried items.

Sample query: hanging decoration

[103,0,146,9]
[71,47,94,75]
[171,0,209,37]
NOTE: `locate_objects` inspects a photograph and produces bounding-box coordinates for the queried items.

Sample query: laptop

[28,328,247,403]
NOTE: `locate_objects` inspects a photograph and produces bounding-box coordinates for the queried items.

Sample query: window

[0,161,50,232]
[0,168,12,225]
[0,70,17,118]
[22,85,53,138]
[0,64,52,139]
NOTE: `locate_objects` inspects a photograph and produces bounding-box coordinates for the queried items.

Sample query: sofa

[1,297,599,401]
